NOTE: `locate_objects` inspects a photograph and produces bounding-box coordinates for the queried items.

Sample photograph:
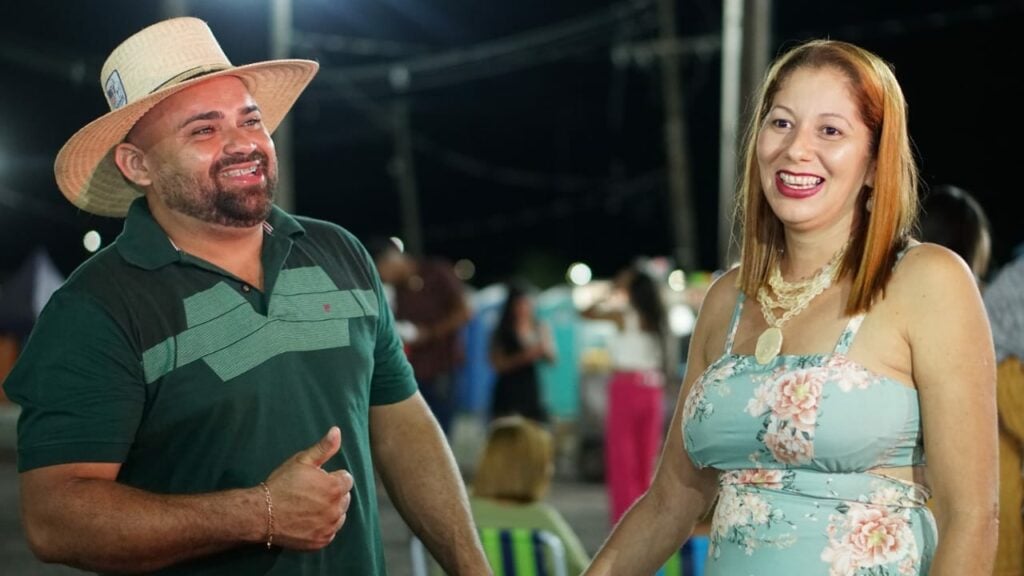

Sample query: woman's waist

[717,467,930,508]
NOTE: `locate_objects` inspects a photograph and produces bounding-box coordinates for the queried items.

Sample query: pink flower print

[771,371,823,431]
[867,485,907,507]
[847,506,912,566]
[898,555,917,575]
[763,427,814,464]
[820,544,858,576]
[825,355,875,392]
[729,468,785,490]
[705,359,738,383]
[742,493,772,524]
[822,504,915,574]
[745,382,775,417]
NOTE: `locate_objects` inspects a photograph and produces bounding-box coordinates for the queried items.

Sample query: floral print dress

[683,293,936,576]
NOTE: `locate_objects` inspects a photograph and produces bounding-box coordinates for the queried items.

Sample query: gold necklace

[754,242,849,364]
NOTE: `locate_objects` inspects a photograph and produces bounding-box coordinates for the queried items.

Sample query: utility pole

[389,66,424,256]
[656,0,697,271]
[270,0,296,213]
[718,0,770,269]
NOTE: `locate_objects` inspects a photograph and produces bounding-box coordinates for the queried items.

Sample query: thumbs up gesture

[263,427,354,550]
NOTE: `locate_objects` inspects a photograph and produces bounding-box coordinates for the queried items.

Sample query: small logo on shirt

[323,303,332,313]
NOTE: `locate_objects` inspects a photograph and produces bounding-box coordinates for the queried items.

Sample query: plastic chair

[656,535,709,576]
[410,527,567,576]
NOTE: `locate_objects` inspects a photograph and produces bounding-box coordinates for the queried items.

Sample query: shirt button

[241,284,251,293]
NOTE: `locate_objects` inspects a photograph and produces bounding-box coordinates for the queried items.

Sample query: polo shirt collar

[115,197,306,271]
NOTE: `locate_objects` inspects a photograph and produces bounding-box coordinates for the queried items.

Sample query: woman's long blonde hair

[736,39,918,314]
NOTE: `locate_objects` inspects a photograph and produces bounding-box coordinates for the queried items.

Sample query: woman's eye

[822,126,842,137]
[771,118,791,129]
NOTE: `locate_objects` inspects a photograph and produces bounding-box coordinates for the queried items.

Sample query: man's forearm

[371,396,491,575]
[23,477,263,573]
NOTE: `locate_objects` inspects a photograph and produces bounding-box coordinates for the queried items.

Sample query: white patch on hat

[104,70,127,110]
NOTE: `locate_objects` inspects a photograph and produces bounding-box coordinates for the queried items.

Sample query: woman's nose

[785,128,815,162]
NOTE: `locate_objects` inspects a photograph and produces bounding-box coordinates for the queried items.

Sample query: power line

[293,31,434,58]
[307,0,657,94]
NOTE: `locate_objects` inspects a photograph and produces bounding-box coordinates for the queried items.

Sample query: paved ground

[0,405,612,575]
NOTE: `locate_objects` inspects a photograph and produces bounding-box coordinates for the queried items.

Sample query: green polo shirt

[5,198,416,575]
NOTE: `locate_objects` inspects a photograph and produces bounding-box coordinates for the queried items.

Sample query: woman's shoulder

[883,241,980,317]
[889,241,976,293]
[698,266,743,323]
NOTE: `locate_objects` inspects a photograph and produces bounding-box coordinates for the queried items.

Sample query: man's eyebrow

[178,111,223,130]
[177,105,261,131]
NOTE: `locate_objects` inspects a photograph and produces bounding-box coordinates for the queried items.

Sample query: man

[370,238,471,434]
[3,17,490,575]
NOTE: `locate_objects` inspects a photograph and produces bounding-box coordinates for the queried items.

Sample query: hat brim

[54,59,319,217]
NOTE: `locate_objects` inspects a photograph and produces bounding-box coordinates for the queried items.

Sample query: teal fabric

[5,198,417,575]
[681,292,936,575]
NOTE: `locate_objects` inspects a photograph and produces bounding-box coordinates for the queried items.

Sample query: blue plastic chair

[656,535,709,576]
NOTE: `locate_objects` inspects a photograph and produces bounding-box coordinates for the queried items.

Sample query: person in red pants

[583,263,675,523]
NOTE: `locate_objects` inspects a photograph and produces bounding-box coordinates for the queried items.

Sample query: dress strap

[833,314,866,355]
[833,241,919,355]
[724,292,746,355]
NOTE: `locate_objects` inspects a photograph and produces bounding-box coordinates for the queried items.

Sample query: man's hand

[264,427,354,550]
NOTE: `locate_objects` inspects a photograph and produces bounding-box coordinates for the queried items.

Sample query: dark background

[1,0,1021,287]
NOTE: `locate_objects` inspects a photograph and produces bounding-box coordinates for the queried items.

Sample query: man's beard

[156,151,277,228]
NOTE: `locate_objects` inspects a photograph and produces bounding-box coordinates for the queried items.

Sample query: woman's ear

[865,159,876,188]
[113,142,152,187]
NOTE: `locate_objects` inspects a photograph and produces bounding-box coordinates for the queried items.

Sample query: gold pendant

[755,327,783,364]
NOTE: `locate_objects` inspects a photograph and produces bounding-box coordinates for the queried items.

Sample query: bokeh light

[567,262,592,286]
[83,230,102,253]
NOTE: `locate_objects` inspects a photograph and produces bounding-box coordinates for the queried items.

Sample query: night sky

[1,0,1021,288]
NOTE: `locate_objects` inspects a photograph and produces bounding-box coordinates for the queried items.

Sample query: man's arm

[20,428,353,573]
[370,393,491,575]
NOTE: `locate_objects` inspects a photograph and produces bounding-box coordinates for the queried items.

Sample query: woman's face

[513,296,533,319]
[756,66,876,234]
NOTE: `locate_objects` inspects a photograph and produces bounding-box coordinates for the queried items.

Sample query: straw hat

[54,17,319,217]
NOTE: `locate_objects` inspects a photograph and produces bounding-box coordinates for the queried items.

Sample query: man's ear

[113,142,152,187]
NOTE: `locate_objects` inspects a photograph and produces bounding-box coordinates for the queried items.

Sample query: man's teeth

[222,166,258,178]
[778,173,822,188]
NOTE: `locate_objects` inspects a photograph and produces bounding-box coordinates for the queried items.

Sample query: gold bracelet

[259,482,274,549]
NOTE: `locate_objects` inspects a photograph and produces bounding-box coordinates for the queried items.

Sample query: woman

[489,281,556,423]
[582,264,673,524]
[584,39,997,575]
[471,416,591,575]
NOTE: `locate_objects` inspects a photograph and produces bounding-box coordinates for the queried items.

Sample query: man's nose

[223,127,258,155]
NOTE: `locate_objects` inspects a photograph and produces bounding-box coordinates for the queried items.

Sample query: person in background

[983,253,1024,576]
[471,416,591,575]
[369,237,472,435]
[582,263,674,524]
[489,280,556,423]
[584,38,996,575]
[918,184,992,282]
[3,18,489,575]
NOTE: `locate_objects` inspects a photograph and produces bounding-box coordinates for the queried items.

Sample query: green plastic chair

[410,527,567,576]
